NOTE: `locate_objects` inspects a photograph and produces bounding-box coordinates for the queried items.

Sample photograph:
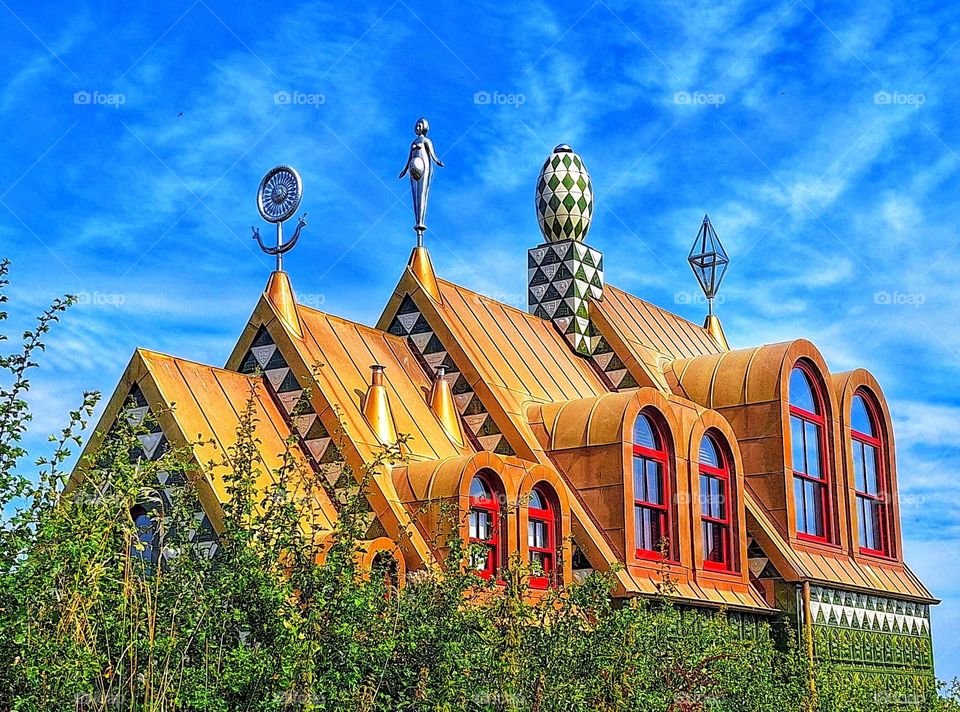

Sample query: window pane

[529,520,548,549]
[857,497,872,549]
[646,460,662,505]
[804,481,824,537]
[633,457,647,501]
[635,506,648,550]
[704,522,725,563]
[700,435,721,468]
[791,416,806,473]
[529,488,545,510]
[853,441,866,492]
[712,478,725,519]
[794,477,806,532]
[700,475,710,516]
[804,421,821,478]
[470,510,491,541]
[851,394,874,436]
[651,509,663,551]
[633,414,658,449]
[470,477,491,500]
[790,367,818,413]
[863,444,879,494]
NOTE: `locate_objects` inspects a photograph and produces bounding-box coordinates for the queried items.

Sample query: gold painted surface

[291,305,472,463]
[72,348,337,537]
[428,370,465,446]
[265,270,303,339]
[408,246,441,302]
[361,366,398,445]
[703,314,730,350]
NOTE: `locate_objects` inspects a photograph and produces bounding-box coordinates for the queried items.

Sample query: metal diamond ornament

[687,214,729,313]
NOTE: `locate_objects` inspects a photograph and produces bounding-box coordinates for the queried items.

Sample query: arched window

[468,474,502,580]
[789,365,830,541]
[633,412,672,560]
[130,505,159,569]
[527,485,557,589]
[851,392,889,555]
[700,433,734,571]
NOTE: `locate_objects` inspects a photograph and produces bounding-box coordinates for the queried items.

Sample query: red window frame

[527,485,557,589]
[789,363,833,543]
[633,413,674,562]
[468,474,502,580]
[700,434,734,572]
[852,392,891,557]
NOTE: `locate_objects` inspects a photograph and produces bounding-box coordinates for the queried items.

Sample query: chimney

[428,366,465,446]
[362,365,397,445]
[529,144,604,356]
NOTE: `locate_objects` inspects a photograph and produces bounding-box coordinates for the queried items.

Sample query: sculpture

[399,117,444,245]
[251,165,307,272]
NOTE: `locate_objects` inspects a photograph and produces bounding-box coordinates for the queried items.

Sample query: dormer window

[527,485,558,589]
[633,412,673,560]
[852,392,890,556]
[468,473,503,579]
[789,364,831,542]
[700,433,734,571]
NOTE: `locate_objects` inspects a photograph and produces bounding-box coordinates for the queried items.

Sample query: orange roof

[746,495,935,603]
[77,348,338,535]
[291,305,472,464]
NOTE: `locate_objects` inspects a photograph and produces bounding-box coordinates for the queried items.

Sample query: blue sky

[2,0,959,681]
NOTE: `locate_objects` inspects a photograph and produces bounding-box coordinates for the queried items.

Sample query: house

[74,140,936,686]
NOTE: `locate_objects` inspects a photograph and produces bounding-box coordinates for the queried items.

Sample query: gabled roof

[75,348,338,536]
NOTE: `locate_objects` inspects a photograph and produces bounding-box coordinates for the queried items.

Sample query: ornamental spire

[687,214,730,349]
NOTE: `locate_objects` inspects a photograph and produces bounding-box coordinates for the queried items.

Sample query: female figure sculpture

[399,117,444,245]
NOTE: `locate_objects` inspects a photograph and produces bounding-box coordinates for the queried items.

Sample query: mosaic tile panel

[807,585,934,679]
[122,384,219,560]
[386,294,515,456]
[528,239,604,356]
[238,326,347,490]
[535,144,594,243]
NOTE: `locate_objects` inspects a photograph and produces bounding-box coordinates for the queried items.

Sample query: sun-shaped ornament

[257,165,302,223]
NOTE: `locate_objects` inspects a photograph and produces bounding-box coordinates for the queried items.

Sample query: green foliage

[0,260,957,711]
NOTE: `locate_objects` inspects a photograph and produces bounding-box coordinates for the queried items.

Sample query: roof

[292,304,472,464]
[77,348,338,535]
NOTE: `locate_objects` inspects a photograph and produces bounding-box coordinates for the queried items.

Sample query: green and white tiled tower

[529,144,603,356]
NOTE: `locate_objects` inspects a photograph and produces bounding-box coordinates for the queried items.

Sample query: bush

[0,260,957,711]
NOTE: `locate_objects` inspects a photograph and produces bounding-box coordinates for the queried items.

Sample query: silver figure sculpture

[399,117,444,245]
[252,165,307,272]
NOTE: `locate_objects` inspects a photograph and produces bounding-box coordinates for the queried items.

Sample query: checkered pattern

[536,145,594,243]
[387,295,515,455]
[122,384,219,560]
[239,327,352,492]
[528,239,604,356]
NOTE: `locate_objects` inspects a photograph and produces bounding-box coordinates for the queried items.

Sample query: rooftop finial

[688,214,730,349]
[252,165,307,272]
[399,117,444,247]
[688,214,729,316]
[535,144,594,243]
